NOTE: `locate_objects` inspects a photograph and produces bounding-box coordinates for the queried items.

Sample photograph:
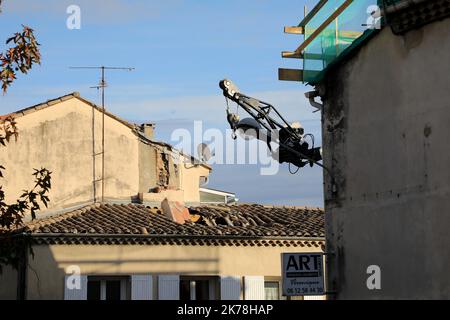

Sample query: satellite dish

[197,143,213,162]
[199,176,209,187]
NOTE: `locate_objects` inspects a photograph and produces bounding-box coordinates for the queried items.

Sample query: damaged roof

[15,203,325,247]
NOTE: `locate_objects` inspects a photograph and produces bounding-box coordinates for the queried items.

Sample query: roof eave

[26,233,325,242]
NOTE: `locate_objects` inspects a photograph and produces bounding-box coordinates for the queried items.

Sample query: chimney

[141,123,155,140]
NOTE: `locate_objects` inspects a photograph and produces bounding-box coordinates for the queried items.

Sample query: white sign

[282,253,325,296]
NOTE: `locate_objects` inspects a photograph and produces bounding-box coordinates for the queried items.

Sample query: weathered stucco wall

[182,165,211,204]
[22,244,321,300]
[323,19,450,299]
[321,18,450,299]
[0,98,140,209]
[138,142,158,193]
[0,97,211,211]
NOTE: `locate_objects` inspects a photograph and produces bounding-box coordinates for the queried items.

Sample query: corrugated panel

[158,275,180,300]
[131,275,153,300]
[64,275,87,300]
[244,276,265,300]
[220,276,241,300]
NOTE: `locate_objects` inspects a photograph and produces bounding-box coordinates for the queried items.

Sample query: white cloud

[108,89,321,126]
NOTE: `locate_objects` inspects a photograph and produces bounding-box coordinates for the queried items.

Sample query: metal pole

[69,66,135,204]
[335,14,339,55]
[101,66,105,203]
[92,106,96,203]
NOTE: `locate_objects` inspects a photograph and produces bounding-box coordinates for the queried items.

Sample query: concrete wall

[19,244,321,300]
[321,18,450,299]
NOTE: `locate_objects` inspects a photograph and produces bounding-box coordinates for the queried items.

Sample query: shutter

[304,295,326,300]
[64,275,87,300]
[209,279,217,300]
[158,275,180,300]
[220,276,241,300]
[131,275,153,300]
[244,276,265,300]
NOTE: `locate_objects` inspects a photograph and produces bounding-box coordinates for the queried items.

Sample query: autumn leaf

[1,25,41,93]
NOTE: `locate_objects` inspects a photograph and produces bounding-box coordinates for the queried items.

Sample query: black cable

[304,133,315,149]
[289,163,301,175]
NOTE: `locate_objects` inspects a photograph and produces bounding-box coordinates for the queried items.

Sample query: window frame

[264,277,288,300]
[87,276,131,301]
[179,276,220,301]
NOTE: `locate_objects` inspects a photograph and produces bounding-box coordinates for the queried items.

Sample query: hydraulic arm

[220,79,323,170]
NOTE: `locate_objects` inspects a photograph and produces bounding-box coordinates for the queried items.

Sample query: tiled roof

[190,204,324,238]
[385,0,450,35]
[17,203,325,247]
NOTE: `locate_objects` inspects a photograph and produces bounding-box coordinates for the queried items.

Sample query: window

[263,279,287,300]
[87,276,130,300]
[180,276,220,301]
[264,281,280,300]
[87,280,101,300]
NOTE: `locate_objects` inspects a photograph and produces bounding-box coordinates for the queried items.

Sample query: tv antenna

[69,66,135,203]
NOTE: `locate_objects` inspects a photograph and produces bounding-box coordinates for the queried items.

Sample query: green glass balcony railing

[301,0,382,83]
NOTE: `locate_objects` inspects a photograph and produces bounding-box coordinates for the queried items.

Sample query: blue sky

[0,0,324,207]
